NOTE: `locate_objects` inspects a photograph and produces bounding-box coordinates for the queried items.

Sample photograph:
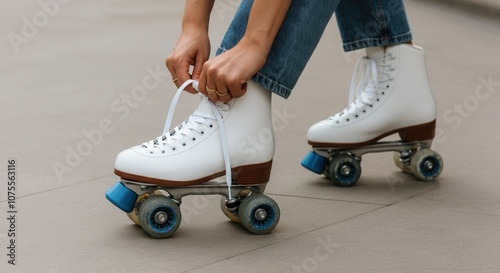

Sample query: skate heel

[398,120,436,142]
[232,160,273,185]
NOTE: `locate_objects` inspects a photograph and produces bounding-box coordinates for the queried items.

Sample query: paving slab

[1,0,500,272]
[191,196,500,273]
[427,0,500,19]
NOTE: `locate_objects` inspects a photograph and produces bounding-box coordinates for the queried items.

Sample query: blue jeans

[216,0,413,99]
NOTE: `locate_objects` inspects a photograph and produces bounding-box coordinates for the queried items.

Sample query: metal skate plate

[313,140,433,159]
[121,179,267,201]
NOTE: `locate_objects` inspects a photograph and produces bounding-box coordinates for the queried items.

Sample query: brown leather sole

[308,120,436,148]
[114,160,273,187]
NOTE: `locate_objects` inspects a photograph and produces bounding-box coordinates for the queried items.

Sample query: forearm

[243,0,291,55]
[182,0,215,32]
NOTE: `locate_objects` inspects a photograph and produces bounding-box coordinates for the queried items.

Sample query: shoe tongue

[365,46,388,82]
[365,46,385,58]
[195,95,232,115]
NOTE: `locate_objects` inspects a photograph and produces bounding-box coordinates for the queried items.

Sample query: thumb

[191,53,207,80]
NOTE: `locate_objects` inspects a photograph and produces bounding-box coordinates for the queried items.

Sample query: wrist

[237,36,269,68]
[181,23,209,36]
[182,0,214,32]
[242,31,274,53]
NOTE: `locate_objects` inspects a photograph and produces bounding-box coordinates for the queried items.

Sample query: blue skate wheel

[106,182,138,213]
[301,151,328,174]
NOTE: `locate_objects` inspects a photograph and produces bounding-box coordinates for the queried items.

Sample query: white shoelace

[330,54,395,122]
[142,80,234,199]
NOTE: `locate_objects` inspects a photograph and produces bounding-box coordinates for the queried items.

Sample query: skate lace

[142,81,229,153]
[143,111,214,152]
[142,80,234,198]
[330,53,395,122]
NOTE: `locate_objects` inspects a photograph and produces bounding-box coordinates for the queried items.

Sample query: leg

[308,0,437,146]
[335,0,413,51]
[112,0,341,187]
[108,1,343,236]
[217,0,341,99]
[304,1,441,182]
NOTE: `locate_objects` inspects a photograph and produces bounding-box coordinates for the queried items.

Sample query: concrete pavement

[432,0,500,19]
[1,0,500,272]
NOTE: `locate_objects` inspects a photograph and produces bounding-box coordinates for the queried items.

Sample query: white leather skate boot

[114,81,274,186]
[307,44,437,147]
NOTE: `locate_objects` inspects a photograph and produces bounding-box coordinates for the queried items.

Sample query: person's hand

[198,37,267,103]
[166,27,210,94]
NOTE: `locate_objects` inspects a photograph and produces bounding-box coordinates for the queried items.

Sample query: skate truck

[301,133,444,187]
[106,80,280,239]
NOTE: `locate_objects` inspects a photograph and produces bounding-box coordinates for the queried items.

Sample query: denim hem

[253,73,291,99]
[216,47,291,99]
[342,32,413,52]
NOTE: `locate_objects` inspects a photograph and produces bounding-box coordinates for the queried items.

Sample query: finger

[165,56,179,87]
[217,88,233,103]
[191,53,207,81]
[205,80,219,102]
[188,54,206,94]
[214,82,230,103]
[201,62,220,101]
[198,67,208,97]
[228,81,247,99]
[176,61,197,94]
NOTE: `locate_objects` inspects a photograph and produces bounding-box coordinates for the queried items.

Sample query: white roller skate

[302,44,443,186]
[106,80,280,238]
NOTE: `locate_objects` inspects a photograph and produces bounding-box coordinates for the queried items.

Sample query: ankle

[382,41,413,51]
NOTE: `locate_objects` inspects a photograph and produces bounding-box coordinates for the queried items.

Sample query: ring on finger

[205,86,217,94]
[172,78,178,83]
[216,91,229,97]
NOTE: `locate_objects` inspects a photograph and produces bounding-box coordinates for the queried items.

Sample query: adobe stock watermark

[7,0,72,54]
[172,177,225,225]
[110,268,127,273]
[434,74,499,145]
[384,170,407,193]
[181,193,219,225]
[285,235,341,273]
[363,0,407,37]
[341,0,409,64]
[51,64,169,182]
[237,106,296,162]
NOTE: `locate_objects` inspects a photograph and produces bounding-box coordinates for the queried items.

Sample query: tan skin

[166,0,291,103]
